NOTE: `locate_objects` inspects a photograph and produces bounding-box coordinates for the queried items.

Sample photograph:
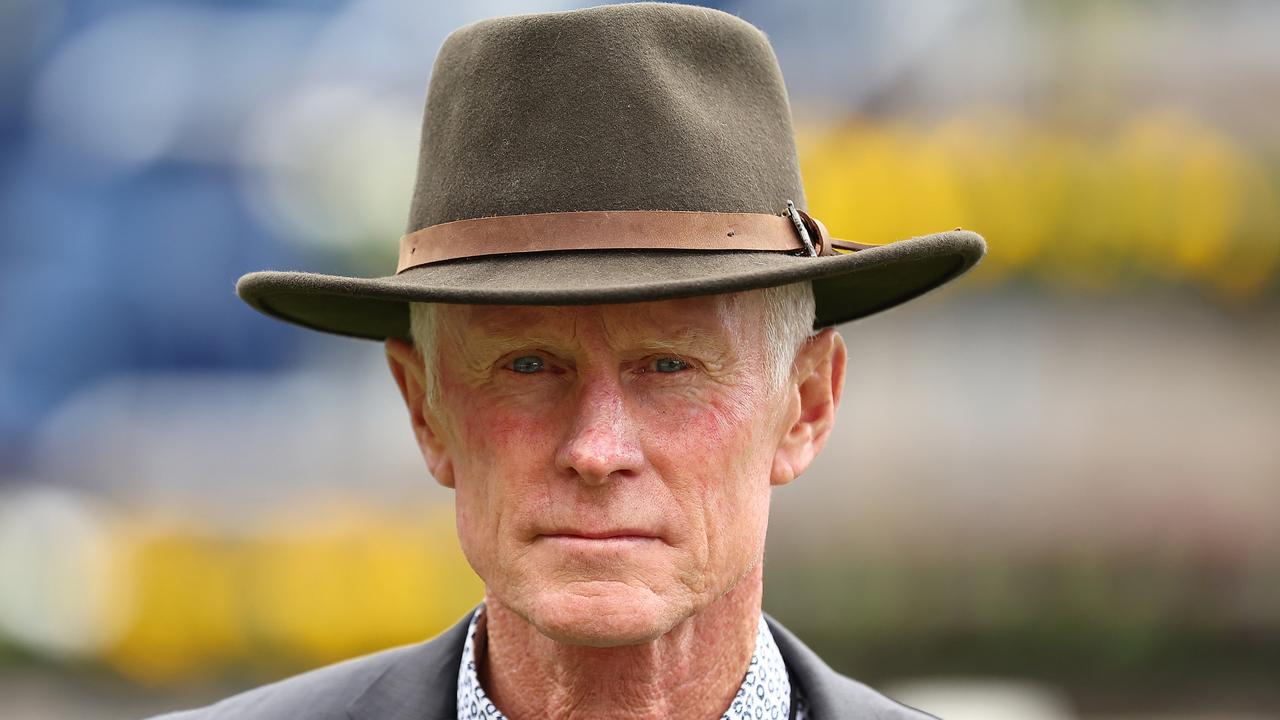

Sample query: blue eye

[652,357,688,373]
[510,355,545,373]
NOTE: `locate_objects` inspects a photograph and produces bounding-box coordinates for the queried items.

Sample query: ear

[385,337,455,488]
[770,328,846,487]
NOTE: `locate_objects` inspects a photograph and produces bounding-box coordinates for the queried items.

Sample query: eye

[651,357,689,373]
[509,355,546,374]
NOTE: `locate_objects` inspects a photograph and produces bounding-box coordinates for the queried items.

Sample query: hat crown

[407,2,805,233]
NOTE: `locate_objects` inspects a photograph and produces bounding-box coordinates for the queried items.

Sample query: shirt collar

[456,605,796,720]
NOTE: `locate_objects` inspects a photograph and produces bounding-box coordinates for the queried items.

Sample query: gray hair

[408,282,815,408]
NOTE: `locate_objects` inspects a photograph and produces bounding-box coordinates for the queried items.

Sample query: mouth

[539,529,661,542]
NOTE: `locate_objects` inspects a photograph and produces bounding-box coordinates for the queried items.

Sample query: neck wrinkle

[479,565,765,720]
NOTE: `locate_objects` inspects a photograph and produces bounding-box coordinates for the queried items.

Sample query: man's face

[393,292,839,646]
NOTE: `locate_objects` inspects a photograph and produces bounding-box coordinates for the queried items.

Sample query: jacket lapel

[346,610,475,720]
[766,615,938,719]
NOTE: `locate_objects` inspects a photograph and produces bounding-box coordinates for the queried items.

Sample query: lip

[539,530,660,541]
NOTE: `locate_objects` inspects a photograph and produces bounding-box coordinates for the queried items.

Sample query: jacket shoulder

[766,616,938,719]
[809,671,937,719]
[147,643,422,720]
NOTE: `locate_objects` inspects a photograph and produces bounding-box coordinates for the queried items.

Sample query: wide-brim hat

[238,3,985,340]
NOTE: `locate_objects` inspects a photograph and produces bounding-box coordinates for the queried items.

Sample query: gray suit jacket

[152,612,935,719]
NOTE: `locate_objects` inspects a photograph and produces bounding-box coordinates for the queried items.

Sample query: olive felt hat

[237,2,985,340]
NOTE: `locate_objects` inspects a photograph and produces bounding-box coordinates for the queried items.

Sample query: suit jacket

[152,611,936,719]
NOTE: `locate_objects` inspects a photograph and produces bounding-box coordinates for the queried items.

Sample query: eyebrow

[622,328,728,356]
[450,323,734,372]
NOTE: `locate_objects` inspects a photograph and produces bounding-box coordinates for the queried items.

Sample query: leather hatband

[396,209,873,273]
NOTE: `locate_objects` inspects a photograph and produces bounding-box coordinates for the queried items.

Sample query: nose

[554,376,644,486]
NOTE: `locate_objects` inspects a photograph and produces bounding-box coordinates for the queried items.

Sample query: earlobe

[385,338,456,488]
[769,329,846,486]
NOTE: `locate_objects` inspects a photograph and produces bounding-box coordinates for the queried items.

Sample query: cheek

[646,389,778,561]
[438,365,549,478]
[444,392,561,557]
[678,385,779,480]
[456,398,561,476]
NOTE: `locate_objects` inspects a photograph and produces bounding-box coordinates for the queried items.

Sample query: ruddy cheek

[678,403,771,544]
[673,394,747,447]
[479,408,550,455]
[456,402,558,500]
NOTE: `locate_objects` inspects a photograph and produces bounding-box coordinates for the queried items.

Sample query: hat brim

[237,230,985,340]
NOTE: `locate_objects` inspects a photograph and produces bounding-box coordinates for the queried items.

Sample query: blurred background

[1,0,1277,718]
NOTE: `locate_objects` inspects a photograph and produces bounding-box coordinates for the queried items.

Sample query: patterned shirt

[457,605,809,720]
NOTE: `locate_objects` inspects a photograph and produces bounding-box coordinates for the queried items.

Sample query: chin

[520,581,687,647]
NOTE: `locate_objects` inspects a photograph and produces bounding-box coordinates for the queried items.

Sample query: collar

[456,605,802,720]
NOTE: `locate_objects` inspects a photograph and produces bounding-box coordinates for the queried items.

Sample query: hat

[237,2,985,340]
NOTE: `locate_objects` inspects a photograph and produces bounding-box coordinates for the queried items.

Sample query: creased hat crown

[408,2,805,233]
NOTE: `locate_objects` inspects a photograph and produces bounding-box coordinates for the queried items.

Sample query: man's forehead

[442,292,761,344]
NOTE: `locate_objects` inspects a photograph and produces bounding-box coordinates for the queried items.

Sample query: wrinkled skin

[385,292,845,718]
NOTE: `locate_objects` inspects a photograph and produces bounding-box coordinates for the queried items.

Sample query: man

[158,3,984,718]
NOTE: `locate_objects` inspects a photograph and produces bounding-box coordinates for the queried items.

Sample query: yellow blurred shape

[797,110,1279,300]
[247,503,481,665]
[102,502,482,682]
[1213,163,1280,301]
[105,524,248,683]
[800,123,965,248]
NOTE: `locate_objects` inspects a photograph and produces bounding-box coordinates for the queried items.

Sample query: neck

[480,564,764,720]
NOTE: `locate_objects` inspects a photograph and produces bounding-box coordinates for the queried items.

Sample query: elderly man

[158,3,983,719]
